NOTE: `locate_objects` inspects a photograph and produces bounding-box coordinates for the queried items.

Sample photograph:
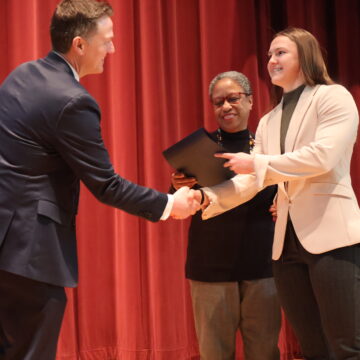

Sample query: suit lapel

[284,85,320,152]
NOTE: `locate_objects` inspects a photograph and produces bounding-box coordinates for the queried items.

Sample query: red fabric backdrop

[0,0,359,359]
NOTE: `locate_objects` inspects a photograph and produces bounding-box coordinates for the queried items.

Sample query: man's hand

[215,152,254,174]
[171,186,200,219]
[171,171,197,190]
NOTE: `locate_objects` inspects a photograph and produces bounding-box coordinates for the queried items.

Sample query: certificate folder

[162,128,234,187]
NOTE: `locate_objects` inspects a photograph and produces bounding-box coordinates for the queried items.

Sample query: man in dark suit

[0,1,199,359]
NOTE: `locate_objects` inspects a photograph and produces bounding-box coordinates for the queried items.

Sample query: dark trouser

[273,220,360,360]
[0,270,67,360]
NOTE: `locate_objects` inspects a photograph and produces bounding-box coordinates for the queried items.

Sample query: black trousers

[273,220,360,360]
[0,270,67,360]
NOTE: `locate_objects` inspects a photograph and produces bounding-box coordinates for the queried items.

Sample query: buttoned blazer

[0,52,167,287]
[202,84,360,259]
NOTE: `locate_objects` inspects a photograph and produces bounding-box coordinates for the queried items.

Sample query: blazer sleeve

[202,84,359,219]
[201,119,271,219]
[52,92,168,222]
[254,84,359,187]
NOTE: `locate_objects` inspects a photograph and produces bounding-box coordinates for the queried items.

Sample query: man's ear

[72,36,86,55]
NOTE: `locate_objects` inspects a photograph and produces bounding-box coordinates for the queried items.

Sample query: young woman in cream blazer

[201,28,360,359]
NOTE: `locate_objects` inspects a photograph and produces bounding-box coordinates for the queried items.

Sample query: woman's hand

[171,171,198,190]
[214,152,255,174]
[269,203,277,222]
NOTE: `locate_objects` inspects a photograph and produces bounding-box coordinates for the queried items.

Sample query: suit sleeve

[52,93,168,222]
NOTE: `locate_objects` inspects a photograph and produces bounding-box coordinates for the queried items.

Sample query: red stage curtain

[0,0,359,359]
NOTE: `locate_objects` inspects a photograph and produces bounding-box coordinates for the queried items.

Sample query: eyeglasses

[211,92,250,107]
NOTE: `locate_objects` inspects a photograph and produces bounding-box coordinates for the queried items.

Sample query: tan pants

[190,278,281,360]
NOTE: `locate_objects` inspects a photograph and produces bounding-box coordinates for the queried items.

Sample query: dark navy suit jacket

[0,52,167,287]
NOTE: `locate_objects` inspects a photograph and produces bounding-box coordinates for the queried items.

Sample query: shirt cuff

[160,194,174,220]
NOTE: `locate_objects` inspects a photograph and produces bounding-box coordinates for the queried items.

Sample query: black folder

[162,128,234,187]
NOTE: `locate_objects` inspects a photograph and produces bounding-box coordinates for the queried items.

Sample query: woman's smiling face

[267,35,305,92]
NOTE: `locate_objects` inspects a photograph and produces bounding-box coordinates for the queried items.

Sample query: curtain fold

[0,1,358,359]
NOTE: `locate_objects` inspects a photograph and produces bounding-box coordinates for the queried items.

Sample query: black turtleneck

[184,128,276,282]
[213,128,253,153]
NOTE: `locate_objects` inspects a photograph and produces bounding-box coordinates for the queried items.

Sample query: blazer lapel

[266,102,287,196]
[267,102,282,155]
[285,85,320,152]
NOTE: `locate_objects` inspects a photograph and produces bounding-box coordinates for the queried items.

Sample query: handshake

[169,186,208,220]
[167,151,255,220]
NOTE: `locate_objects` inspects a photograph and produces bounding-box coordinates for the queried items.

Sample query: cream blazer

[202,84,360,259]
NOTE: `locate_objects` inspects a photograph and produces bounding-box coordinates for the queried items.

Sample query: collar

[283,84,306,106]
[52,51,80,82]
[218,128,250,139]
